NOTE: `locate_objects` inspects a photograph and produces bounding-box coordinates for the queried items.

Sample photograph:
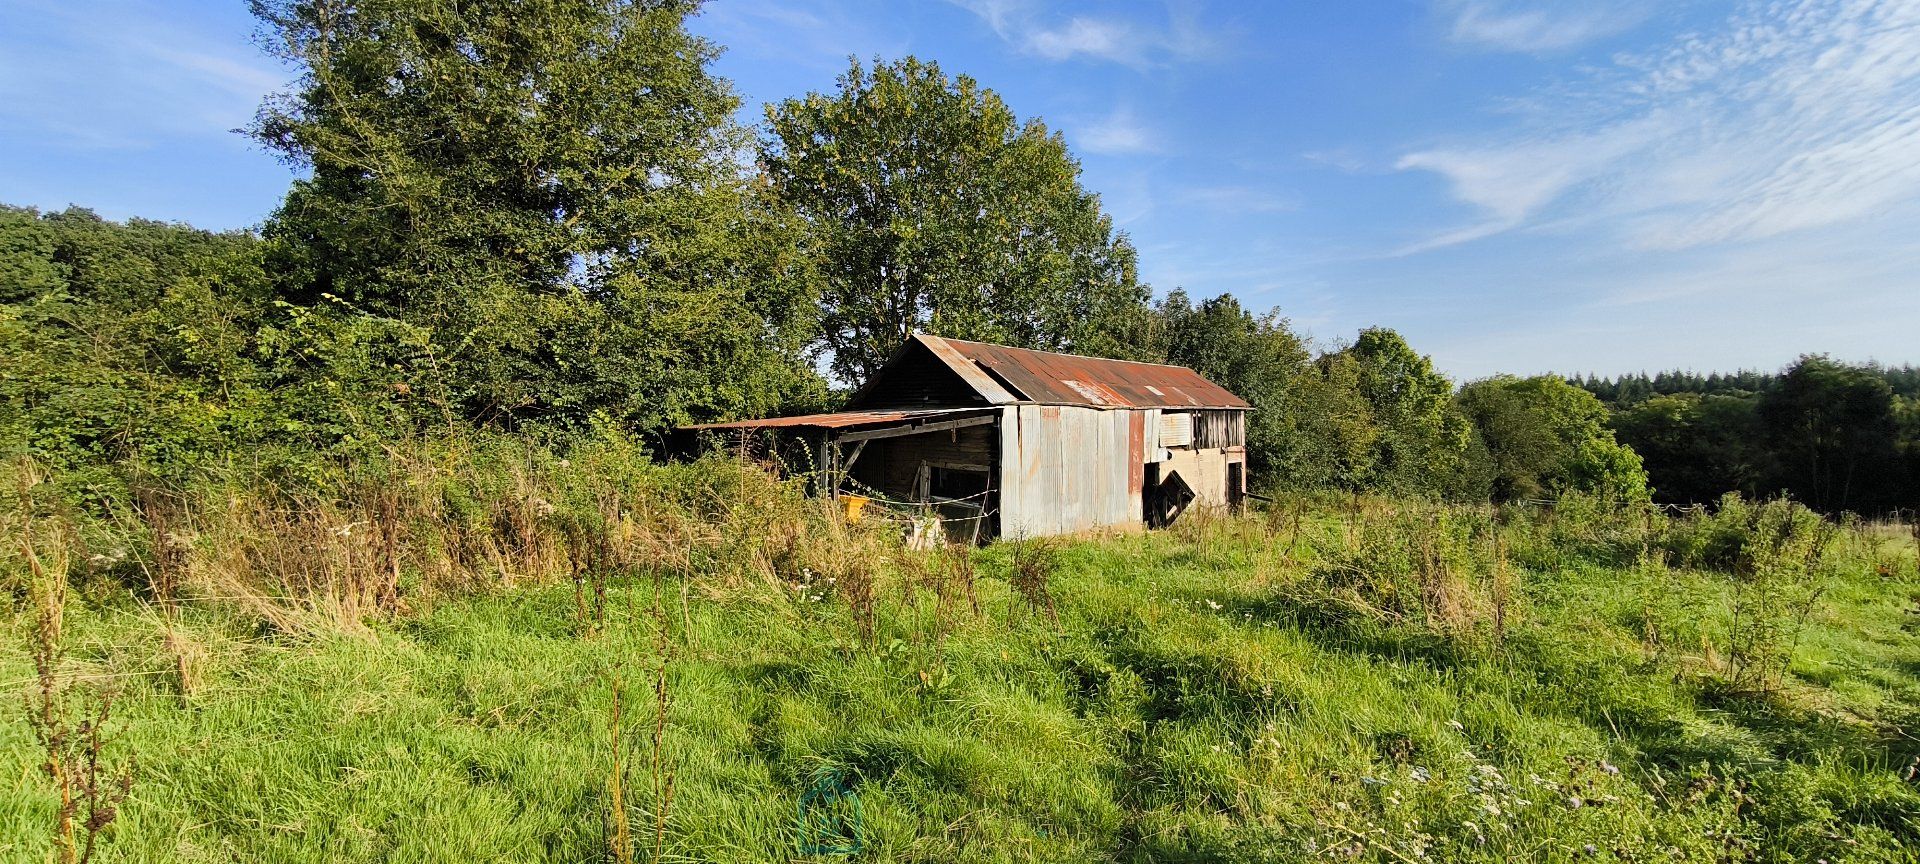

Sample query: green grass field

[4,504,1919,863]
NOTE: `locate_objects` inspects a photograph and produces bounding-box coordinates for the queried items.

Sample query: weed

[1009,538,1060,626]
[14,464,134,864]
[1724,499,1835,691]
[605,672,634,864]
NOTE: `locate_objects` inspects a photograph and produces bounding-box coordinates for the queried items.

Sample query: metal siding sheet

[1106,411,1130,527]
[1023,405,1051,536]
[996,406,1019,537]
[1058,408,1076,533]
[1159,412,1193,447]
[996,405,1147,539]
[1127,412,1145,494]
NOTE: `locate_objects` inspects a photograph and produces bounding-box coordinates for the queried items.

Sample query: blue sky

[3,0,1918,379]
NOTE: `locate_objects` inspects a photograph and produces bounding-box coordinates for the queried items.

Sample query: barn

[683,335,1250,540]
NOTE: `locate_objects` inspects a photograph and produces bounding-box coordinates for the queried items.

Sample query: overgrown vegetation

[3,457,1916,862]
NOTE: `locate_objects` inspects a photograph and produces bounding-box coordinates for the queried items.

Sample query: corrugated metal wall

[998,405,1141,538]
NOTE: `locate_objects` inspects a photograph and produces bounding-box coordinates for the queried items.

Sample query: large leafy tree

[249,0,821,432]
[762,57,1148,384]
[1339,328,1472,495]
[1456,375,1648,503]
[1758,355,1899,512]
[1612,392,1771,505]
[0,206,274,494]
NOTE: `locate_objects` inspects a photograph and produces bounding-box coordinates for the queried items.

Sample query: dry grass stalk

[605,673,634,864]
[1490,535,1513,645]
[16,465,134,864]
[131,484,197,694]
[646,563,678,863]
[1910,511,1920,577]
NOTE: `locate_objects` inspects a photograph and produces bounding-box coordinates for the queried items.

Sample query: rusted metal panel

[916,335,1251,409]
[1127,412,1145,494]
[683,407,992,430]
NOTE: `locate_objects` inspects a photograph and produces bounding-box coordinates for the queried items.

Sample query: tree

[249,0,820,433]
[1758,355,1898,512]
[1456,375,1648,503]
[762,57,1148,385]
[0,206,65,303]
[0,207,273,495]
[1339,328,1471,496]
[1612,392,1770,505]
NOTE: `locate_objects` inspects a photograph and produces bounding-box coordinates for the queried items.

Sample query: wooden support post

[842,439,869,476]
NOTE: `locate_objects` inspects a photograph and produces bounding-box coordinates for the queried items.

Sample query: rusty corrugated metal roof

[919,335,1250,409]
[682,407,993,431]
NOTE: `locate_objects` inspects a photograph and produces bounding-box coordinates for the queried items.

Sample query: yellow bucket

[842,495,871,522]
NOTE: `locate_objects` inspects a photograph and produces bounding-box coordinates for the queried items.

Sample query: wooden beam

[840,438,869,475]
[833,414,995,444]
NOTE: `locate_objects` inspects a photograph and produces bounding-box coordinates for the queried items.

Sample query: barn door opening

[1142,462,1161,524]
[1147,469,1194,528]
[1227,462,1245,512]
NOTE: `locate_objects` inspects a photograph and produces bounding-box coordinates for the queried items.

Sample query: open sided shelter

[683,335,1250,540]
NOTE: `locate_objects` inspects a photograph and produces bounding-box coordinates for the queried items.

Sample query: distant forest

[1576,362,1920,513]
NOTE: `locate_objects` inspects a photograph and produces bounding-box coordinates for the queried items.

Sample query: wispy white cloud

[0,0,288,147]
[1439,0,1654,53]
[1076,106,1162,155]
[1397,0,1920,254]
[949,0,1216,68]
[1177,184,1295,213]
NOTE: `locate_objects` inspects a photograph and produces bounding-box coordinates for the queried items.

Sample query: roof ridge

[920,334,1198,372]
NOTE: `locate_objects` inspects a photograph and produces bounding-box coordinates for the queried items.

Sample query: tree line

[6,0,1891,516]
[1577,360,1920,514]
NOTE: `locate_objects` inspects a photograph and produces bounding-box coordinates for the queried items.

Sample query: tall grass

[4,445,1919,862]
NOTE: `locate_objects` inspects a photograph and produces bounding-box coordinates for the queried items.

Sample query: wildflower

[1566,796,1583,809]
[1409,766,1431,783]
[1599,760,1619,776]
[1206,599,1222,611]
[1446,720,1465,732]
